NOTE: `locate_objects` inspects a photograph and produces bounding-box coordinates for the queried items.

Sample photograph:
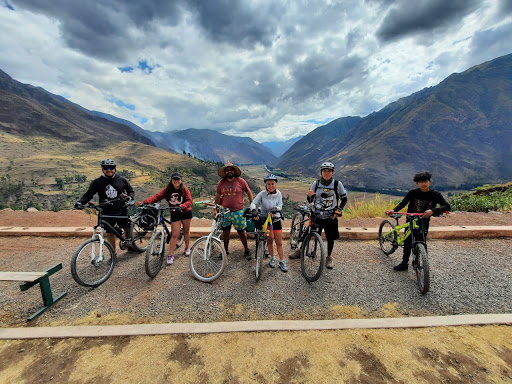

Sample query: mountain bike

[378,211,447,294]
[247,211,273,281]
[289,202,325,282]
[189,202,228,282]
[142,204,185,278]
[71,199,150,288]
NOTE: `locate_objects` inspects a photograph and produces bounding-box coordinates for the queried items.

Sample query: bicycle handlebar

[388,211,449,218]
[80,198,131,210]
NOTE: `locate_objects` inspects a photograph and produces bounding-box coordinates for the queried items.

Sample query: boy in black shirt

[385,172,450,271]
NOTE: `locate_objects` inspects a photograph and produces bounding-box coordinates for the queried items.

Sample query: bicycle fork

[151,228,165,255]
[91,228,105,265]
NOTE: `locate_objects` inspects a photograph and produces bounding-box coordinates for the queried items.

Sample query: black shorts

[102,214,128,233]
[314,217,339,241]
[170,210,193,223]
[254,217,283,231]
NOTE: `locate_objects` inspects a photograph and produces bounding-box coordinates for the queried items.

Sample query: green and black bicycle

[378,211,446,294]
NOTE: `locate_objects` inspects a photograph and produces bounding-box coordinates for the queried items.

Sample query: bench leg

[26,277,67,321]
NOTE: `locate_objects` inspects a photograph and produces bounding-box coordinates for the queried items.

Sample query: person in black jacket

[75,159,135,252]
[385,172,450,271]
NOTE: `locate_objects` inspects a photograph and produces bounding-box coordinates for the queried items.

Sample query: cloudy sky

[1,0,511,142]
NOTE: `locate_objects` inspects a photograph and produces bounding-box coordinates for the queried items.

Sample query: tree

[55,177,64,190]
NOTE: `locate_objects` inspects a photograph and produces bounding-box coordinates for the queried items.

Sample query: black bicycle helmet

[100,158,116,168]
[264,173,278,183]
[320,162,334,171]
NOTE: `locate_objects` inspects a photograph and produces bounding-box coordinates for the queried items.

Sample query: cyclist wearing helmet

[249,174,288,272]
[75,158,135,252]
[304,161,347,269]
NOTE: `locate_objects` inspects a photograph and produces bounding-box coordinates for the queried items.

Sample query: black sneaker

[244,248,252,260]
[393,262,408,271]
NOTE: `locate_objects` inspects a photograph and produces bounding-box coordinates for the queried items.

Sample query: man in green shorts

[214,162,254,259]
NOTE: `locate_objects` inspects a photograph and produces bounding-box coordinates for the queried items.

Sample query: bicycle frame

[390,215,425,247]
[85,201,137,262]
[201,203,230,261]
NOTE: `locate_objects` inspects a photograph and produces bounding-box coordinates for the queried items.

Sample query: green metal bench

[0,263,67,321]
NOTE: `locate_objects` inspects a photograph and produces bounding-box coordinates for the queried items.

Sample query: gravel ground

[1,235,511,327]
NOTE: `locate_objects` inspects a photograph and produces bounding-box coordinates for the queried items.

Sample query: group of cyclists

[76,158,450,273]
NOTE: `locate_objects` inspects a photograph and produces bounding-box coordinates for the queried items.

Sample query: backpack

[138,203,160,230]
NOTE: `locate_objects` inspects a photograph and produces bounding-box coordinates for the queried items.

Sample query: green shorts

[221,209,247,231]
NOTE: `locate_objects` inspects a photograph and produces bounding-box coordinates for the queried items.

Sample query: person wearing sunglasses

[74,158,135,253]
[138,172,193,265]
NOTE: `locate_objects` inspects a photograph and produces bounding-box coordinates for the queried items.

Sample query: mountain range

[275,53,512,189]
[1,53,511,190]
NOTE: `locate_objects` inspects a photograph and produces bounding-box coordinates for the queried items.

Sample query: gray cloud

[498,0,512,13]
[187,0,284,48]
[468,22,512,66]
[377,0,481,42]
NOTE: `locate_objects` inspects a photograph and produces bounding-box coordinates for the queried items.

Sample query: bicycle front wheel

[71,238,115,287]
[129,221,151,252]
[413,243,430,294]
[255,238,265,281]
[378,220,398,255]
[145,230,166,278]
[290,212,302,250]
[189,237,226,282]
[301,231,325,282]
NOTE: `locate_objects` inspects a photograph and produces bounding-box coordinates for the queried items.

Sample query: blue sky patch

[107,96,135,111]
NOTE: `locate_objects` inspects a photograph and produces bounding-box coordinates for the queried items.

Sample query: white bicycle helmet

[264,173,278,183]
[100,158,117,168]
[320,162,334,171]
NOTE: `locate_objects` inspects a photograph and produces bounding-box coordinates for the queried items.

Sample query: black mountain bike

[71,199,150,287]
[289,203,325,282]
[142,204,185,278]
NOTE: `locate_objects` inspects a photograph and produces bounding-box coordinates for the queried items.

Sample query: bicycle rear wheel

[290,212,305,250]
[413,243,430,294]
[71,238,115,287]
[255,238,264,281]
[189,237,226,282]
[129,221,151,252]
[300,231,325,282]
[378,220,398,255]
[145,230,165,278]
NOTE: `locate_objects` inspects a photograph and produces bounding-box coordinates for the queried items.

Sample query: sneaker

[167,255,174,265]
[244,248,252,260]
[326,256,333,269]
[185,248,191,257]
[279,260,288,272]
[269,256,276,268]
[289,250,300,259]
[393,262,408,271]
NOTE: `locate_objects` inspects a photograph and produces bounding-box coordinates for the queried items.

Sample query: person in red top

[215,162,254,259]
[141,172,193,265]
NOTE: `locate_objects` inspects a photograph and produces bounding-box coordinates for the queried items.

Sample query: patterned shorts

[221,209,247,231]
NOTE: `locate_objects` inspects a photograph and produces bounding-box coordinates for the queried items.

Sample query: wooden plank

[0,271,47,282]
